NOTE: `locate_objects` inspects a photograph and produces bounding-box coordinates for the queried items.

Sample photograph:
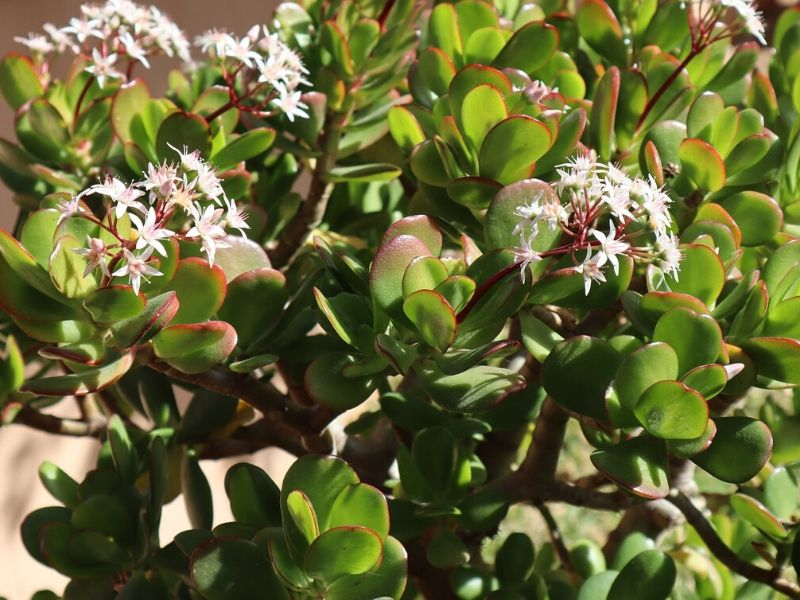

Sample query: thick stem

[668,491,800,598]
[269,107,349,267]
[11,404,106,437]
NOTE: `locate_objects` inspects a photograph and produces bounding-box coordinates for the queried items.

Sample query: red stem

[635,48,700,131]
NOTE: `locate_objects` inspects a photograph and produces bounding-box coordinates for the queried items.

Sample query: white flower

[194,163,225,203]
[220,34,260,67]
[655,231,682,281]
[195,29,229,55]
[556,153,599,196]
[85,49,122,88]
[635,177,672,233]
[271,83,309,121]
[14,33,54,54]
[513,232,543,284]
[129,207,175,257]
[61,17,104,44]
[522,80,553,104]
[591,222,630,276]
[89,176,146,219]
[44,23,76,53]
[119,31,150,68]
[57,196,86,225]
[113,247,162,295]
[166,177,198,212]
[223,197,249,237]
[140,162,178,199]
[573,249,607,295]
[72,236,110,277]
[186,203,230,265]
[722,0,766,44]
[169,144,205,172]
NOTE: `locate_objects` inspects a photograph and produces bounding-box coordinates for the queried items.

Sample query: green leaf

[170,258,227,324]
[321,21,354,77]
[327,163,401,183]
[304,352,377,410]
[182,451,213,530]
[370,233,431,319]
[591,435,669,499]
[418,363,525,413]
[679,138,726,192]
[652,308,722,375]
[634,380,708,439]
[577,0,627,64]
[479,115,552,184]
[447,176,503,209]
[107,414,137,482]
[429,3,463,66]
[427,529,469,568]
[607,550,676,600]
[0,228,61,299]
[28,98,68,147]
[461,84,507,152]
[415,48,457,100]
[449,65,512,132]
[111,291,179,348]
[402,256,449,297]
[155,111,210,159]
[578,572,619,600]
[38,461,80,508]
[219,268,287,348]
[570,540,606,580]
[0,53,44,109]
[83,285,144,323]
[0,335,24,397]
[49,234,99,299]
[153,321,237,374]
[388,106,425,152]
[403,289,457,352]
[590,66,620,161]
[666,419,717,459]
[680,364,727,399]
[496,532,535,587]
[211,127,275,170]
[611,342,679,427]
[382,215,443,257]
[520,311,564,363]
[741,337,800,385]
[328,483,390,542]
[224,463,281,528]
[286,489,320,545]
[280,455,360,557]
[191,538,288,600]
[305,526,383,583]
[717,191,782,247]
[484,178,561,252]
[691,417,772,483]
[493,21,558,73]
[730,493,788,539]
[20,353,133,396]
[111,79,151,144]
[542,336,621,420]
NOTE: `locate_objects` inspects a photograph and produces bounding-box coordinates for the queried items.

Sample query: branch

[667,490,800,598]
[269,108,348,268]
[199,418,308,459]
[517,396,569,484]
[142,350,327,442]
[536,499,579,583]
[10,404,106,437]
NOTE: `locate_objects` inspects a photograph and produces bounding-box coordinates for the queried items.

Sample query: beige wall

[0,2,284,598]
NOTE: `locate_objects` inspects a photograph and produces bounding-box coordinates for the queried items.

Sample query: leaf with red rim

[591,435,669,499]
[153,321,237,374]
[20,352,134,397]
[479,116,552,185]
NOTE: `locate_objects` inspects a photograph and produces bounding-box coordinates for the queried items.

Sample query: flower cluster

[689,0,766,46]
[15,0,190,87]
[63,147,248,294]
[195,25,310,122]
[513,154,681,294]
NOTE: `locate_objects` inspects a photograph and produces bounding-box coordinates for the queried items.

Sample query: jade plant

[4,0,800,598]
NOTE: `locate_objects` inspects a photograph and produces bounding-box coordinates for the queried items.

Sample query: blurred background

[0,2,285,598]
